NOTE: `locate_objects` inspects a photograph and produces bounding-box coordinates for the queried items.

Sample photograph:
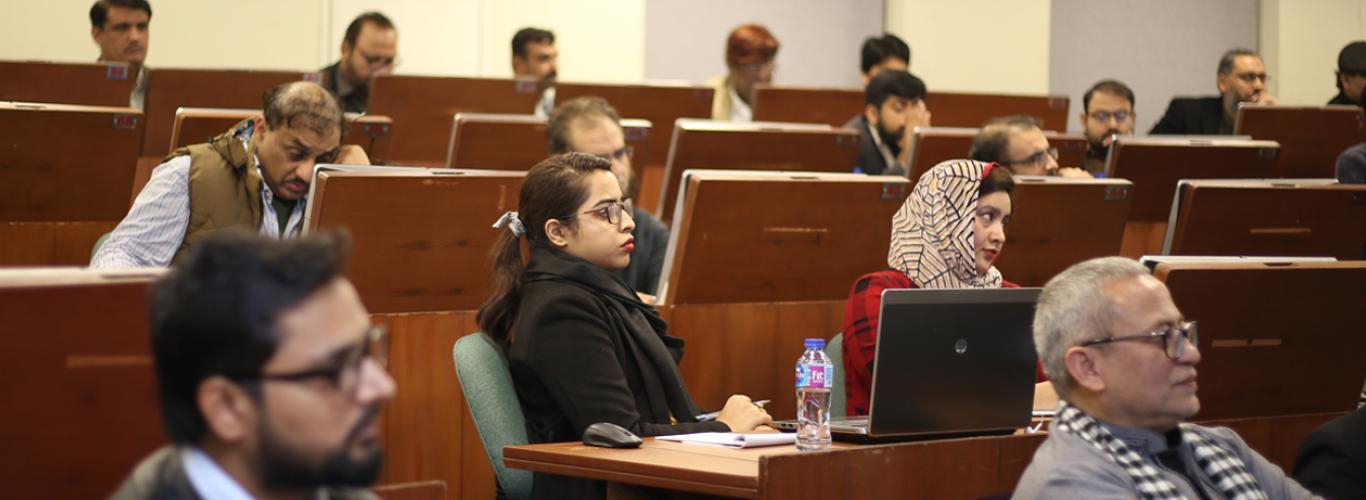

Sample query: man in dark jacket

[320,12,398,113]
[111,231,396,499]
[1151,48,1278,135]
[845,70,930,176]
[1329,41,1366,105]
[1293,406,1366,500]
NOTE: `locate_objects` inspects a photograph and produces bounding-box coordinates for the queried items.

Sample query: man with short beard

[112,230,396,499]
[846,70,930,176]
[320,12,398,114]
[1151,48,1278,135]
[1079,79,1136,175]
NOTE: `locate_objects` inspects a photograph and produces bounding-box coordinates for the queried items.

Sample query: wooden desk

[1234,105,1364,178]
[168,107,394,164]
[0,269,165,499]
[992,177,1133,287]
[305,167,525,314]
[446,112,651,179]
[0,60,136,107]
[751,87,1071,132]
[0,102,143,266]
[368,75,543,166]
[657,121,861,223]
[1163,180,1366,259]
[505,412,1338,499]
[906,127,1087,187]
[141,68,320,158]
[1106,137,1280,224]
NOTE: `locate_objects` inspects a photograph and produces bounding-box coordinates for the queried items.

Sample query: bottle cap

[804,338,826,349]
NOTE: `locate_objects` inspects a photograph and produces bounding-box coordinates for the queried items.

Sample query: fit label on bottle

[795,364,833,389]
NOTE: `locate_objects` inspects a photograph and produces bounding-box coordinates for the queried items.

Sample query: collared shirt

[131,65,148,110]
[534,86,556,119]
[728,83,753,122]
[182,447,254,500]
[90,126,306,268]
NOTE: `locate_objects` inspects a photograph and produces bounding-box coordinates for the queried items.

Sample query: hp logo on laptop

[955,339,968,354]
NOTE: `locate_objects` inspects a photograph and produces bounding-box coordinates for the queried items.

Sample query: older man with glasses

[1013,257,1315,499]
[321,12,398,114]
[1151,48,1278,136]
[970,115,1092,178]
[112,230,396,499]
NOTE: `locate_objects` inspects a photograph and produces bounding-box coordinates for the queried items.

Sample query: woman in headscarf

[841,159,1044,416]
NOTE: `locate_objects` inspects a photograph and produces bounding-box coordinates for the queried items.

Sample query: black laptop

[776,287,1041,442]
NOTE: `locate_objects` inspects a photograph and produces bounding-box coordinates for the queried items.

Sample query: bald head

[262,81,345,137]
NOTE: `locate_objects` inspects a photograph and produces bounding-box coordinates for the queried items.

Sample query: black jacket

[320,62,369,114]
[845,114,903,176]
[1328,90,1357,106]
[1150,96,1232,135]
[1293,407,1366,500]
[508,247,727,500]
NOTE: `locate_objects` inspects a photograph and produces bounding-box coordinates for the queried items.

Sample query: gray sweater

[1013,420,1318,499]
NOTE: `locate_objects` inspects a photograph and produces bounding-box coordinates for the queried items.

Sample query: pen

[696,400,771,422]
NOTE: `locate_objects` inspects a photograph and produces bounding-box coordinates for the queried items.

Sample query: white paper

[656,432,796,448]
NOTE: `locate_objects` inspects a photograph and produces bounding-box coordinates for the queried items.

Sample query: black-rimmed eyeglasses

[234,325,389,400]
[1080,321,1198,360]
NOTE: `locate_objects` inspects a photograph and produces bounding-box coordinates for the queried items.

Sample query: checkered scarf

[1052,402,1268,500]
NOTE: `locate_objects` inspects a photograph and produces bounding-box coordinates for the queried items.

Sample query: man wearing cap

[1330,41,1366,105]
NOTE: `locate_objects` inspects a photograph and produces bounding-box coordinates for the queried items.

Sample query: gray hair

[1033,256,1150,398]
[1217,48,1260,75]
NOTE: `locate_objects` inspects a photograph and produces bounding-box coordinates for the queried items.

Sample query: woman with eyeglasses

[477,153,772,500]
[840,159,1051,417]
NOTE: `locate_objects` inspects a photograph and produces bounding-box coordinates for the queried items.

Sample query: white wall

[1049,0,1259,134]
[1261,0,1366,106]
[643,0,883,88]
[885,0,1052,95]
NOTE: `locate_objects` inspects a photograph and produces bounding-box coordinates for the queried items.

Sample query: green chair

[452,333,531,500]
[826,333,846,419]
[90,231,112,261]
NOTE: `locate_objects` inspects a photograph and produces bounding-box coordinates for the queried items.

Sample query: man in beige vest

[92,81,369,268]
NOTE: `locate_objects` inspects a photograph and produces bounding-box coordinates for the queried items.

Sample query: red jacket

[840,270,1045,416]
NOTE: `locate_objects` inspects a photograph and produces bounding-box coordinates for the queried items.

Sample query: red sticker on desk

[514,80,538,94]
[113,115,139,130]
[363,123,390,137]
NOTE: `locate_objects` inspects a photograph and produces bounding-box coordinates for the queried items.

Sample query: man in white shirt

[111,231,396,499]
[512,27,559,118]
[89,0,151,109]
[92,81,369,268]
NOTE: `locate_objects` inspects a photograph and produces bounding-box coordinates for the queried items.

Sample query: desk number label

[113,115,139,130]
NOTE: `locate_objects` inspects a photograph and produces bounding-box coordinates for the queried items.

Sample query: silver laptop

[778,288,1041,442]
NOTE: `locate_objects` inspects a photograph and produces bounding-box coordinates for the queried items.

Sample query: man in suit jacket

[111,231,396,499]
[1293,406,1366,500]
[320,12,398,114]
[1151,48,1278,135]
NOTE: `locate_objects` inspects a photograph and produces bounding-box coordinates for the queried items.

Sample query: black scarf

[524,247,705,424]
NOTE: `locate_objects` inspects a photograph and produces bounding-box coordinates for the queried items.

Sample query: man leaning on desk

[1013,257,1316,499]
[91,82,371,268]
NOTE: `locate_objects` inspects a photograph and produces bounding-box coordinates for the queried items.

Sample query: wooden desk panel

[555,82,713,173]
[668,301,846,421]
[751,87,1071,132]
[1235,105,1365,179]
[658,122,861,223]
[0,270,165,499]
[0,60,136,107]
[992,178,1133,286]
[1106,137,1280,223]
[0,102,143,223]
[142,68,320,157]
[1165,181,1366,259]
[369,75,543,166]
[0,221,119,267]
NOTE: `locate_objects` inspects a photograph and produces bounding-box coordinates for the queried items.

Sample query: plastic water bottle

[795,338,833,451]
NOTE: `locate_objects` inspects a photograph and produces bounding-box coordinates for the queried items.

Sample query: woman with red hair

[707,24,779,122]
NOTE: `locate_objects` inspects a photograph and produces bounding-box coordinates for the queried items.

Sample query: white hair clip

[492,211,526,238]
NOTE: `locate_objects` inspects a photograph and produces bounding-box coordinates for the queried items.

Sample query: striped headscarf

[887,159,1004,289]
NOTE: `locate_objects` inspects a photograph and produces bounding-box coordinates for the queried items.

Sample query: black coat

[1293,406,1366,500]
[508,247,727,500]
[1149,96,1231,135]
